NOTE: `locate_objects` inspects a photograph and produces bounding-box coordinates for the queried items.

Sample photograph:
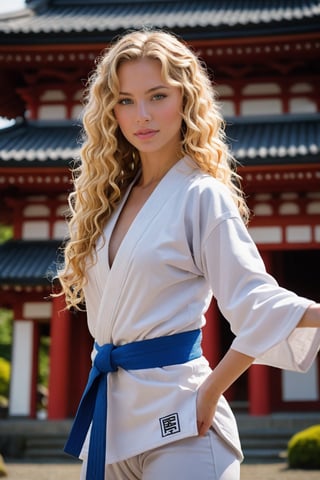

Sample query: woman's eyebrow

[147,85,169,92]
[118,85,169,96]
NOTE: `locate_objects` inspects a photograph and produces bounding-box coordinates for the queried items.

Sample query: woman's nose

[136,101,151,122]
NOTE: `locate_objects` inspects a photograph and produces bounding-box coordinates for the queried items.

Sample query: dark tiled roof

[0,114,319,167]
[1,1,320,42]
[0,239,61,285]
[226,114,320,166]
[0,120,81,166]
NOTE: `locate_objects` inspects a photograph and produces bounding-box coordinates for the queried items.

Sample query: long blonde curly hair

[58,29,250,310]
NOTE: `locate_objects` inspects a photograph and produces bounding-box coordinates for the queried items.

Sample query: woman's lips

[134,129,158,140]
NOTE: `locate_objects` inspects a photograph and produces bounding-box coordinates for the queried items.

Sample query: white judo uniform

[81,155,320,465]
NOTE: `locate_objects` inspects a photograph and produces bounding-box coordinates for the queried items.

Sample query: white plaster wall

[242,83,281,95]
[40,90,66,101]
[282,363,319,401]
[253,204,273,216]
[38,105,67,120]
[286,225,312,243]
[9,321,33,416]
[248,226,282,244]
[289,98,317,113]
[240,99,282,116]
[22,221,49,239]
[53,220,68,239]
[23,205,50,217]
[72,104,83,120]
[23,302,52,319]
[221,100,235,117]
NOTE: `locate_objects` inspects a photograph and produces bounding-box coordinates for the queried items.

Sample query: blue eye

[118,98,133,105]
[152,93,166,101]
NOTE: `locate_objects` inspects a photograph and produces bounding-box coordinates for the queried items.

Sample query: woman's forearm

[202,348,254,401]
[297,304,320,328]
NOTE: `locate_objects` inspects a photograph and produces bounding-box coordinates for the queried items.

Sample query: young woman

[59,29,320,480]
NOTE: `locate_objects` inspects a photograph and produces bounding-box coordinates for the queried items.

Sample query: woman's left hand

[196,378,219,436]
[196,348,255,436]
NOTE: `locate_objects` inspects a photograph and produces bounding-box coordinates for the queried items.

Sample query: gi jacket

[81,156,320,464]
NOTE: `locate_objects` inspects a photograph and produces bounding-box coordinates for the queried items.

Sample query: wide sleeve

[201,216,320,372]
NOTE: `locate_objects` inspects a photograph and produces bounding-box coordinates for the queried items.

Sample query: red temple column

[248,364,271,415]
[203,299,221,368]
[248,249,273,415]
[30,321,40,418]
[47,294,71,419]
[67,312,92,416]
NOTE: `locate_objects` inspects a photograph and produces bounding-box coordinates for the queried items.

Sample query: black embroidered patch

[159,413,181,437]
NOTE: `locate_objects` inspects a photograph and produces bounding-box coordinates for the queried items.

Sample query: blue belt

[64,329,202,480]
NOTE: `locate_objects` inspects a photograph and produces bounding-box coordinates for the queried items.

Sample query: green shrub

[0,357,10,397]
[288,425,320,469]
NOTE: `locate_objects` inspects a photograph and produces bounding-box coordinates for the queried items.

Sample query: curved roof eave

[0,1,320,45]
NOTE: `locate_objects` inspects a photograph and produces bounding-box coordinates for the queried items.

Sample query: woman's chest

[108,182,160,268]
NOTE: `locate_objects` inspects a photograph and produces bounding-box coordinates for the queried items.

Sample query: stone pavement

[2,461,320,480]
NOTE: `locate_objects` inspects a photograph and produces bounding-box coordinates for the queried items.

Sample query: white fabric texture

[80,428,240,480]
[80,155,319,464]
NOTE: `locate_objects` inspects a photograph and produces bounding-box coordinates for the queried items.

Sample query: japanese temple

[0,0,319,421]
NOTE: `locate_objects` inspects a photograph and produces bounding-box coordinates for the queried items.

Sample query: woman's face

[114,58,183,160]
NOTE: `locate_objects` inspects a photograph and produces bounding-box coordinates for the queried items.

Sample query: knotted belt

[64,328,202,480]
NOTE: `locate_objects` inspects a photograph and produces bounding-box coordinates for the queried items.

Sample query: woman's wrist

[298,304,320,328]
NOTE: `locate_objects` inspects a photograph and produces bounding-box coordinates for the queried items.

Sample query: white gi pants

[80,428,240,480]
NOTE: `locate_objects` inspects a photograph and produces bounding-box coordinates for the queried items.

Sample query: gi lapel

[94,156,195,343]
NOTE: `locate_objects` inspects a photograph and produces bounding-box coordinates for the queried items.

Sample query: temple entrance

[274,249,320,301]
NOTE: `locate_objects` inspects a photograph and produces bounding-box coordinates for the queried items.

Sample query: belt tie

[64,329,202,480]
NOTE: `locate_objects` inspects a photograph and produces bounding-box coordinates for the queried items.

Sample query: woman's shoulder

[180,158,239,217]
[184,160,234,205]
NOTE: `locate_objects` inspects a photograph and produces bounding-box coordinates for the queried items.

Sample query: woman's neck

[138,151,182,188]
